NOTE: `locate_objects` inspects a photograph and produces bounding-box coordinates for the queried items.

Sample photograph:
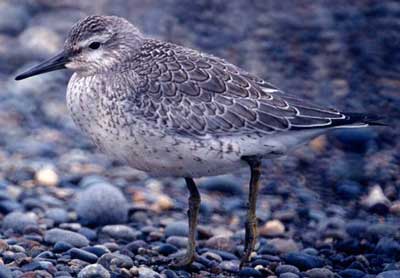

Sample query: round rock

[45,228,89,247]
[78,264,110,278]
[76,182,128,226]
[2,211,38,233]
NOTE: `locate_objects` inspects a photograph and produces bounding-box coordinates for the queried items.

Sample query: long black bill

[15,51,69,81]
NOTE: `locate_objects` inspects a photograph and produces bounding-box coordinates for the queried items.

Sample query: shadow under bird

[15,15,384,268]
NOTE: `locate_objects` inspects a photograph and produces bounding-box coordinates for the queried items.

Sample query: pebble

[2,211,38,233]
[0,265,13,278]
[205,236,236,253]
[45,208,70,224]
[164,221,188,237]
[45,228,89,247]
[376,271,400,278]
[0,2,29,35]
[156,243,178,256]
[283,252,325,270]
[200,175,243,195]
[362,185,391,214]
[35,166,59,187]
[76,183,129,226]
[70,248,98,263]
[374,237,400,258]
[260,220,285,237]
[305,268,335,278]
[78,264,110,278]
[268,238,299,254]
[98,253,133,270]
[280,273,299,278]
[137,266,160,278]
[238,267,262,277]
[275,264,300,275]
[101,225,141,241]
[339,269,365,278]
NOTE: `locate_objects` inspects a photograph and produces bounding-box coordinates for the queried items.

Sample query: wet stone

[339,269,365,278]
[45,208,69,225]
[156,243,178,256]
[78,263,110,278]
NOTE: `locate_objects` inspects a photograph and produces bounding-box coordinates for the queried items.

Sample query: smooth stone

[0,200,21,214]
[35,166,59,187]
[76,182,129,226]
[101,225,141,241]
[275,264,300,275]
[0,2,29,35]
[305,268,335,278]
[283,252,324,271]
[45,208,69,224]
[377,271,400,278]
[157,243,178,256]
[45,228,89,247]
[335,180,362,200]
[78,264,110,278]
[260,220,285,237]
[339,269,365,278]
[0,265,12,278]
[280,273,299,278]
[164,221,189,237]
[70,248,98,263]
[219,260,239,273]
[137,266,160,278]
[268,238,299,254]
[53,241,74,253]
[366,224,397,241]
[166,236,188,248]
[18,26,62,59]
[345,220,368,237]
[125,240,148,254]
[238,267,262,277]
[374,237,400,258]
[204,236,236,253]
[2,211,38,233]
[199,175,243,195]
[82,246,110,257]
[98,253,133,269]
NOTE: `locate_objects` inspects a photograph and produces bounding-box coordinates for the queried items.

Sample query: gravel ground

[0,1,399,277]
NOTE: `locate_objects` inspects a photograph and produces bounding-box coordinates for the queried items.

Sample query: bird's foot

[169,251,197,269]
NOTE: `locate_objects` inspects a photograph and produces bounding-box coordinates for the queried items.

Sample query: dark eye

[89,42,101,50]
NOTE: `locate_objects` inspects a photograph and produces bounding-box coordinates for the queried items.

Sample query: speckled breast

[66,73,247,177]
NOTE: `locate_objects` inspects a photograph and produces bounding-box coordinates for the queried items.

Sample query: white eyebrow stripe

[77,34,111,48]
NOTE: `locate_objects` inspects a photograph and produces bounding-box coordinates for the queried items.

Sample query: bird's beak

[15,50,70,81]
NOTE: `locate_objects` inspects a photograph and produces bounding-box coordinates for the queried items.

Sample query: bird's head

[15,15,144,80]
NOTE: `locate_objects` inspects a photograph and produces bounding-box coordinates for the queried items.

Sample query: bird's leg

[171,177,201,268]
[240,156,262,268]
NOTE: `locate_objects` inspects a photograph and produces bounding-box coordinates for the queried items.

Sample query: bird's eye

[89,42,101,50]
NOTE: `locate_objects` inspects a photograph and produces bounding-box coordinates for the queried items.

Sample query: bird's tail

[333,112,388,128]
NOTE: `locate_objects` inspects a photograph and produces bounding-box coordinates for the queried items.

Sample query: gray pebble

[45,228,89,247]
[377,271,400,278]
[0,265,12,278]
[305,268,335,278]
[275,264,300,275]
[76,182,128,226]
[45,208,69,225]
[78,264,110,278]
[164,221,188,237]
[2,211,37,233]
[101,225,141,241]
[70,248,98,263]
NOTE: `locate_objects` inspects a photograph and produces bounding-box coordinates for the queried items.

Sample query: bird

[15,15,384,268]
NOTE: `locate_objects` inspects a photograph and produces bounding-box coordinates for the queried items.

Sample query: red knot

[15,15,384,268]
